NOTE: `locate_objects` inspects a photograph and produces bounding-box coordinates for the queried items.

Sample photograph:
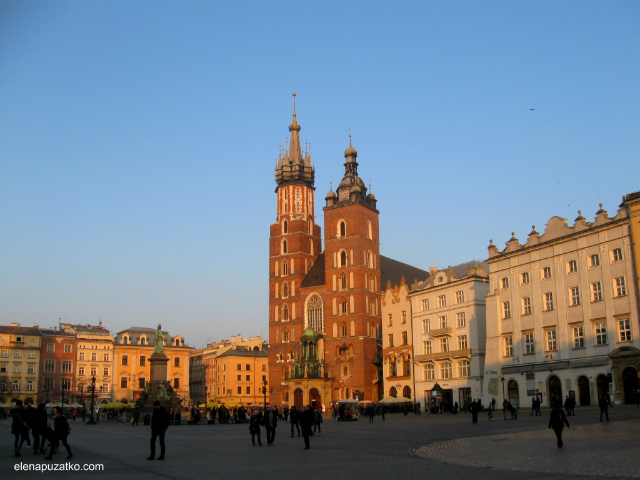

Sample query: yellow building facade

[212,344,269,406]
[113,327,192,405]
[0,324,42,404]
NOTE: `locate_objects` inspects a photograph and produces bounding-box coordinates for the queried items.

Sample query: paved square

[2,406,639,479]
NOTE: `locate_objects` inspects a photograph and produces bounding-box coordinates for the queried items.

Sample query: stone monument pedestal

[137,353,180,413]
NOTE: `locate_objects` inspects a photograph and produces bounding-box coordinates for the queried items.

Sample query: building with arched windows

[483,204,640,408]
[268,94,387,408]
[268,95,426,408]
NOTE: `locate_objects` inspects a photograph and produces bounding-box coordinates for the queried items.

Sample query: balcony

[415,348,471,362]
[430,327,453,337]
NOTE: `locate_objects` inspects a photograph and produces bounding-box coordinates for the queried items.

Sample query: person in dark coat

[299,406,314,450]
[147,401,169,460]
[289,406,300,437]
[548,403,570,447]
[469,399,479,423]
[313,408,323,435]
[132,406,140,426]
[11,400,30,457]
[32,403,48,454]
[263,405,278,446]
[45,407,72,460]
[599,395,610,421]
[249,409,263,446]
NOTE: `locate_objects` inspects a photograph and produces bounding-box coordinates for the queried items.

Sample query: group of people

[250,405,321,449]
[11,400,72,460]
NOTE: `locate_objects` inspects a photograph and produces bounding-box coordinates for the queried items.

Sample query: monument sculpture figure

[154,324,164,354]
[157,381,169,400]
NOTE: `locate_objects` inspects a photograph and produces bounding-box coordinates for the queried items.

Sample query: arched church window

[282,282,289,298]
[283,329,289,342]
[340,251,347,267]
[367,221,372,240]
[341,297,347,315]
[282,240,288,254]
[340,273,347,290]
[283,304,289,321]
[283,219,288,234]
[307,294,323,332]
[342,323,348,337]
[282,260,288,276]
[339,220,346,238]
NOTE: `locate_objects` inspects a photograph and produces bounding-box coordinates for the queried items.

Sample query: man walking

[300,406,314,450]
[45,407,72,460]
[147,401,169,460]
[264,405,278,446]
[470,399,479,423]
[599,394,610,422]
[289,406,300,437]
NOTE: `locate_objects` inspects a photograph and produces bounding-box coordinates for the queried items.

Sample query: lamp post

[61,383,65,413]
[262,379,268,409]
[87,376,97,425]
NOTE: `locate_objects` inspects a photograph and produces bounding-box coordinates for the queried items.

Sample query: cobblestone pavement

[1,405,639,479]
[414,419,640,478]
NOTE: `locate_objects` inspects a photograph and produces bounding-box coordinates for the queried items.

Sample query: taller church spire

[275,93,314,187]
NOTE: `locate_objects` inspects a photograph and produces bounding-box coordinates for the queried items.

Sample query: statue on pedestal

[154,324,164,354]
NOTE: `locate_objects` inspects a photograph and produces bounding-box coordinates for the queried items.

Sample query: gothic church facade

[268,95,382,408]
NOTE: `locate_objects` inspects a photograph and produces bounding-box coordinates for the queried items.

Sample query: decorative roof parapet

[487,204,628,258]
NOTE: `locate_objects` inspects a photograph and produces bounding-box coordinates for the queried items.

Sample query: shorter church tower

[322,137,382,401]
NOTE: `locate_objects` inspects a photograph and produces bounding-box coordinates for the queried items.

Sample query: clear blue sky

[1,1,638,348]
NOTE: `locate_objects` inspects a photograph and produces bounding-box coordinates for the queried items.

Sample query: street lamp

[87,376,97,425]
[262,379,268,409]
[501,377,506,402]
[61,383,65,413]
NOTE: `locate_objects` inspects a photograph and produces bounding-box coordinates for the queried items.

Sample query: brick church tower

[321,136,381,402]
[269,95,382,408]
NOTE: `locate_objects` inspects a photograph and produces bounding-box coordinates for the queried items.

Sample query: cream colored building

[381,277,414,400]
[62,323,114,405]
[483,204,640,408]
[0,324,41,404]
[410,263,489,411]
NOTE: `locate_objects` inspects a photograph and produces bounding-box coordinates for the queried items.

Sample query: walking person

[11,400,30,457]
[263,405,278,446]
[32,403,48,454]
[313,408,323,435]
[45,407,72,460]
[289,406,300,437]
[599,394,610,422]
[147,401,169,460]
[548,403,570,448]
[300,406,314,450]
[132,406,140,426]
[470,399,479,423]
[249,409,263,446]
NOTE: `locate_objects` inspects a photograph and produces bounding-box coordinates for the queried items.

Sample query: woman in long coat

[548,403,570,448]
